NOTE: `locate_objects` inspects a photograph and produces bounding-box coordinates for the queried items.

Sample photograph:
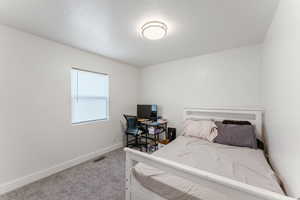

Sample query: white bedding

[133,136,283,200]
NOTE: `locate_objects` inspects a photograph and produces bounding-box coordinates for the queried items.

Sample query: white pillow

[183,119,218,142]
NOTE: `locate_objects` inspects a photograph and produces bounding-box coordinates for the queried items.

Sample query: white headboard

[184,107,264,140]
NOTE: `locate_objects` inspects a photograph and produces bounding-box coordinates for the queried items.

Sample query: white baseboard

[0,143,123,195]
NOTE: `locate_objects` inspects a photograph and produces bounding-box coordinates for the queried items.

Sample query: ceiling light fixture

[141,21,168,40]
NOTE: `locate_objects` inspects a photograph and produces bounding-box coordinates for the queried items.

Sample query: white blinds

[71,69,109,123]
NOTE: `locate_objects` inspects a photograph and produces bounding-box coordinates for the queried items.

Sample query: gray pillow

[214,122,257,149]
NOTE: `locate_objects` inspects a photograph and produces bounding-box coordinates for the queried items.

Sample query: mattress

[133,136,284,200]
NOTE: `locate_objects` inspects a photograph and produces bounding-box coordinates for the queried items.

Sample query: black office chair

[123,115,146,151]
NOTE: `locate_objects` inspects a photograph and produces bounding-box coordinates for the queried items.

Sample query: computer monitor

[137,104,157,120]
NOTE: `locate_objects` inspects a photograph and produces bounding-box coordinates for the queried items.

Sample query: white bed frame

[125,107,295,200]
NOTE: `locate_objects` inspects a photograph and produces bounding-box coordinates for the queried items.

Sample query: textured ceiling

[0,0,279,67]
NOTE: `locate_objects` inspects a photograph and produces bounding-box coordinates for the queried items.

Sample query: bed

[124,107,295,200]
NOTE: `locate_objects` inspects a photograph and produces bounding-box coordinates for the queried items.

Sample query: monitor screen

[137,104,157,119]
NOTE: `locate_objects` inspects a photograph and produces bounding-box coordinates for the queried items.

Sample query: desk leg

[156,133,159,151]
[155,133,157,151]
[165,123,168,140]
[145,125,148,152]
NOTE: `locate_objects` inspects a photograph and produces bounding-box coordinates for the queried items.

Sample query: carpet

[0,148,126,200]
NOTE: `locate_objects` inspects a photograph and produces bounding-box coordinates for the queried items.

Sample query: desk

[139,120,168,152]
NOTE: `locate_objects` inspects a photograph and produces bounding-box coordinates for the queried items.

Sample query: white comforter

[134,136,283,200]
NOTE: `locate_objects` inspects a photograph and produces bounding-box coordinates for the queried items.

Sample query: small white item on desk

[148,127,163,135]
[148,127,155,134]
[158,119,167,123]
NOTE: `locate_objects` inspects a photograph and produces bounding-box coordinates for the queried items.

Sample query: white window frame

[71,67,110,124]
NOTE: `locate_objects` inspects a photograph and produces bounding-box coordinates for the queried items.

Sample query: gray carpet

[0,148,126,200]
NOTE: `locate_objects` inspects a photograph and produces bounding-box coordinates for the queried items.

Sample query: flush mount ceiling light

[141,21,168,40]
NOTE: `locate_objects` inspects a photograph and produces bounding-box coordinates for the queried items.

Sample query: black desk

[139,120,168,152]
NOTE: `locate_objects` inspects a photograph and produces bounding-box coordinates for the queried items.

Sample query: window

[71,68,109,124]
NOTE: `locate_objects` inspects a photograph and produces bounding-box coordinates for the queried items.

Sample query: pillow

[183,119,218,142]
[222,120,264,150]
[214,122,257,149]
[222,120,251,125]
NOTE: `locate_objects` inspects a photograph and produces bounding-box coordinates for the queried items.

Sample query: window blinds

[71,68,109,123]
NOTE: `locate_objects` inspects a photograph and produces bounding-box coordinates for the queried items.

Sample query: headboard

[183,107,264,140]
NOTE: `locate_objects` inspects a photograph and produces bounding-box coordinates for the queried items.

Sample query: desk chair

[123,115,146,151]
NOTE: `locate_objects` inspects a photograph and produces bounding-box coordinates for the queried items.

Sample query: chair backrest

[123,115,137,130]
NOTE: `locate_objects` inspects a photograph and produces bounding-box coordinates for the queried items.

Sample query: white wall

[0,25,138,192]
[139,45,262,132]
[261,0,300,197]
